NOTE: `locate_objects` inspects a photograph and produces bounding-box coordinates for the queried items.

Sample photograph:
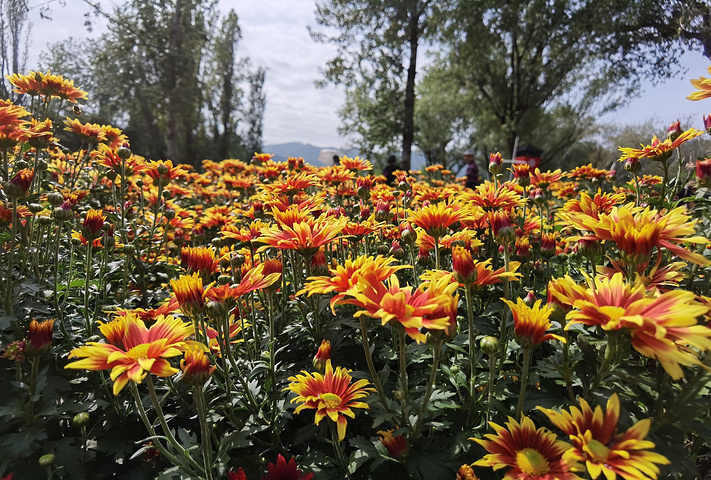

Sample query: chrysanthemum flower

[585,204,709,266]
[551,272,711,379]
[261,454,314,480]
[3,168,34,198]
[9,70,88,102]
[170,272,206,318]
[567,164,614,182]
[539,394,670,480]
[64,118,106,144]
[408,202,467,238]
[471,415,583,479]
[66,313,193,394]
[180,346,215,386]
[503,297,565,348]
[469,181,523,211]
[345,271,452,343]
[261,172,319,197]
[26,319,55,355]
[299,255,408,312]
[339,155,372,172]
[378,429,409,460]
[285,360,374,441]
[258,216,348,258]
[0,99,29,131]
[81,208,106,240]
[530,168,563,190]
[618,128,703,162]
[180,246,216,277]
[144,159,187,185]
[558,190,626,232]
[206,263,281,303]
[687,65,711,101]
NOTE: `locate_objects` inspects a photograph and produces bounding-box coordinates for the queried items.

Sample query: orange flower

[558,189,626,232]
[64,118,106,144]
[469,181,523,211]
[81,208,106,240]
[299,255,408,312]
[260,172,319,197]
[539,394,669,480]
[378,429,409,460]
[408,202,467,238]
[585,204,709,266]
[551,272,711,379]
[0,99,29,131]
[313,339,331,371]
[205,263,281,303]
[618,128,703,162]
[687,65,711,101]
[285,360,374,441]
[503,297,565,348]
[26,319,55,355]
[530,168,563,190]
[8,70,88,102]
[471,415,583,479]
[180,346,216,386]
[144,159,187,184]
[180,246,216,277]
[345,271,453,343]
[66,313,193,394]
[456,464,479,480]
[339,155,372,172]
[170,273,205,318]
[258,216,348,257]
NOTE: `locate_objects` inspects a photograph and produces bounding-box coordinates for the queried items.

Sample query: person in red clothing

[464,150,480,189]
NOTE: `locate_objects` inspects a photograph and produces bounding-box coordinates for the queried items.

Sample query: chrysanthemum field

[1,70,711,480]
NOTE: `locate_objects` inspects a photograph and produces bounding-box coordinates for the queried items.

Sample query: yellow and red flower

[258,216,348,257]
[66,313,193,394]
[687,65,711,101]
[503,297,565,348]
[378,429,409,460]
[408,202,467,238]
[285,360,374,441]
[471,415,583,479]
[26,319,55,355]
[539,394,669,480]
[180,346,215,386]
[9,70,88,102]
[170,273,206,318]
[313,339,331,371]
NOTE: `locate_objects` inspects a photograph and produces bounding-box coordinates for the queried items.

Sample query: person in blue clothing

[463,150,480,189]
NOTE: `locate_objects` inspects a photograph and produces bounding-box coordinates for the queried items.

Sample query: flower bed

[0,71,711,480]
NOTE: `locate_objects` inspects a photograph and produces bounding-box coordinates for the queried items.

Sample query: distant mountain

[262,142,428,170]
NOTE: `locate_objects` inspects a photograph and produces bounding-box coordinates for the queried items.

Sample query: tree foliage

[312,0,439,170]
[0,0,30,101]
[40,1,265,167]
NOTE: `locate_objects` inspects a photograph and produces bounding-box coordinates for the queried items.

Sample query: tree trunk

[401,7,419,172]
[165,0,183,163]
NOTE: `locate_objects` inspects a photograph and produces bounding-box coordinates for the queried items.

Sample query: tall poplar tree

[312,0,438,170]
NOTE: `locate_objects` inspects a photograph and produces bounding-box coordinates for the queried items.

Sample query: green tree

[41,1,265,166]
[312,0,439,170]
[0,0,30,101]
[436,0,709,161]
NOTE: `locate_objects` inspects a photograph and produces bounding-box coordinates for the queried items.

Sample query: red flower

[262,454,314,480]
[227,468,248,480]
[26,319,55,355]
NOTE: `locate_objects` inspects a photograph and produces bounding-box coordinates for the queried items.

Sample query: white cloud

[26,0,347,148]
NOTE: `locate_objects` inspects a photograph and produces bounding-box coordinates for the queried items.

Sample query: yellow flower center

[127,343,150,359]
[320,392,342,409]
[515,448,550,476]
[584,439,611,463]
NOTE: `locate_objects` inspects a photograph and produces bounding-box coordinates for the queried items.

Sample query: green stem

[359,317,389,411]
[84,241,93,335]
[194,384,213,480]
[410,339,442,441]
[497,246,512,372]
[3,198,18,316]
[398,327,409,427]
[145,375,204,474]
[328,420,351,478]
[464,285,477,398]
[591,331,618,391]
[516,348,533,418]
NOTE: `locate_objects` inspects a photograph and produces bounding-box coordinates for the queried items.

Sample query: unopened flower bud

[480,336,499,356]
[117,146,132,160]
[667,120,681,141]
[218,274,232,285]
[39,454,55,467]
[624,157,641,174]
[47,192,64,206]
[72,412,90,428]
[164,208,176,220]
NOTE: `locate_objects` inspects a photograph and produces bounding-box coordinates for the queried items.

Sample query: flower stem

[516,347,533,418]
[359,317,390,411]
[410,338,442,441]
[328,420,351,479]
[398,326,409,427]
[464,285,477,398]
[194,384,213,480]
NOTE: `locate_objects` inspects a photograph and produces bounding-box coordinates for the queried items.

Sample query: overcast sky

[25,1,711,150]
